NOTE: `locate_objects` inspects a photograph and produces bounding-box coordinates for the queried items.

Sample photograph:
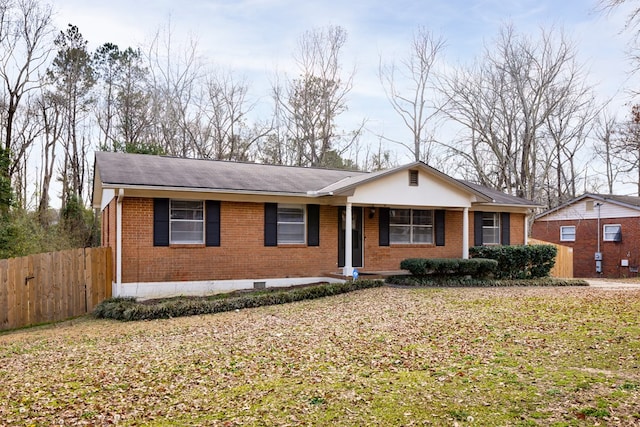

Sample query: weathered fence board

[0,247,112,331]
[529,238,573,278]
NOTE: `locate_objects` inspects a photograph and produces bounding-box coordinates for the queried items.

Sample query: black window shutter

[379,208,390,246]
[474,211,483,246]
[153,198,170,246]
[307,204,320,246]
[205,200,220,247]
[501,212,511,245]
[435,210,445,246]
[264,203,278,246]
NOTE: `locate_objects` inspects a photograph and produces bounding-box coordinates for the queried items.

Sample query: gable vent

[409,170,419,186]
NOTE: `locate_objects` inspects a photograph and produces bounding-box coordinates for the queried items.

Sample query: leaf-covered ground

[1,286,639,426]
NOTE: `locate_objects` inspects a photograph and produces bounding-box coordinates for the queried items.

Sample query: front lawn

[1,286,639,425]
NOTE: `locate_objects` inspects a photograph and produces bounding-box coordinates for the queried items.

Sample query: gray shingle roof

[460,180,539,206]
[94,152,537,207]
[95,151,365,195]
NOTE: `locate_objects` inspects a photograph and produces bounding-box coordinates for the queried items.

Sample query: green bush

[400,257,498,277]
[386,275,588,288]
[94,280,384,321]
[469,245,557,279]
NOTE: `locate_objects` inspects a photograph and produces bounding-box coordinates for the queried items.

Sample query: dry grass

[1,286,639,426]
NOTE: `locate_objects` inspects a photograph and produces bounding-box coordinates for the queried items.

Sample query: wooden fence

[0,247,112,331]
[529,238,573,278]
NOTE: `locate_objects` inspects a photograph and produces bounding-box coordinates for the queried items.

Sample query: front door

[338,206,363,268]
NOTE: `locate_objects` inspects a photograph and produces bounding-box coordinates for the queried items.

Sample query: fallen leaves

[0,287,639,425]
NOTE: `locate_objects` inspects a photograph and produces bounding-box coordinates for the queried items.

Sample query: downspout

[116,189,124,296]
[524,211,529,245]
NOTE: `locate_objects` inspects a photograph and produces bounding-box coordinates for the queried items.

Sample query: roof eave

[100,182,331,198]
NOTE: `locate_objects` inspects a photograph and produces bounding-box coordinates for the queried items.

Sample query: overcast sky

[50,0,635,167]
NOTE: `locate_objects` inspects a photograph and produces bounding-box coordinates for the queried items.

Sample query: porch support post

[524,212,529,245]
[462,207,469,259]
[343,202,354,276]
[116,189,123,295]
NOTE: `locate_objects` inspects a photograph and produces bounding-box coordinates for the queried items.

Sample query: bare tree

[194,69,270,161]
[440,25,596,205]
[0,0,53,212]
[47,24,95,206]
[36,89,62,220]
[592,110,620,194]
[272,25,356,168]
[610,104,640,195]
[146,21,202,157]
[379,27,445,163]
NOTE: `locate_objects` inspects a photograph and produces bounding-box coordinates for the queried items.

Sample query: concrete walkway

[585,279,640,290]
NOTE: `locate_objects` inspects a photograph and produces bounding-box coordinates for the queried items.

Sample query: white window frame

[277,204,306,244]
[560,225,576,242]
[603,224,622,242]
[170,200,204,244]
[389,209,434,244]
[482,212,500,245]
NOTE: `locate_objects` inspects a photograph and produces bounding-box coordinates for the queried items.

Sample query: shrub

[94,279,384,321]
[386,275,588,288]
[469,245,557,279]
[400,258,498,278]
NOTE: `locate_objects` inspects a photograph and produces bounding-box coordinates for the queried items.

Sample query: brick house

[531,194,640,278]
[92,152,537,299]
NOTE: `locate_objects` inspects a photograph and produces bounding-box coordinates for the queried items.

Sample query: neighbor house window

[603,224,622,242]
[389,209,433,244]
[277,204,305,244]
[560,226,576,242]
[170,200,204,244]
[482,212,500,245]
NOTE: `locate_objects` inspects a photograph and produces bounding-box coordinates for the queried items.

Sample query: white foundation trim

[116,277,347,300]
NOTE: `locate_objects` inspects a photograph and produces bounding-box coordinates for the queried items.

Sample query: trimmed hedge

[470,245,557,279]
[400,257,498,277]
[386,275,588,288]
[93,279,384,321]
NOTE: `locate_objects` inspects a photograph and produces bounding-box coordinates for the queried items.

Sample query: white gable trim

[537,196,640,221]
[346,167,478,207]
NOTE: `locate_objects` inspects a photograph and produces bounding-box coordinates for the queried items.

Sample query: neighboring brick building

[531,194,640,278]
[92,152,538,299]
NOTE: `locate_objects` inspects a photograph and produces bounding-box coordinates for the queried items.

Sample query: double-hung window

[277,204,305,244]
[389,209,433,244]
[603,224,622,242]
[170,200,204,244]
[560,226,576,242]
[482,212,500,245]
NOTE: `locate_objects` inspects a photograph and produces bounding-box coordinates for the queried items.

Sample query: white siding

[347,168,476,207]
[539,197,640,221]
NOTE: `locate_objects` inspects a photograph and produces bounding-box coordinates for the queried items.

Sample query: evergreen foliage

[469,244,557,279]
[400,257,498,277]
[94,280,384,321]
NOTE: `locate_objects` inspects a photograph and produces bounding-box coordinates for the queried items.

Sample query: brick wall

[531,217,640,278]
[110,198,528,283]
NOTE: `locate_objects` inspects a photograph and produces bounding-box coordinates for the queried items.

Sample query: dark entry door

[338,206,363,268]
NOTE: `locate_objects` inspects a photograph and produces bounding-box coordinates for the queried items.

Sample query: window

[170,200,204,244]
[277,204,305,244]
[389,209,433,244]
[560,226,576,242]
[603,224,622,242]
[482,212,500,245]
